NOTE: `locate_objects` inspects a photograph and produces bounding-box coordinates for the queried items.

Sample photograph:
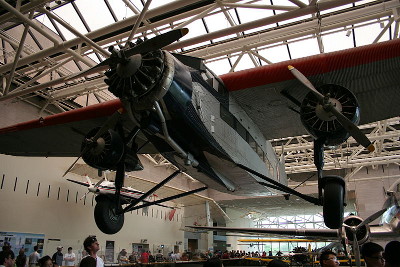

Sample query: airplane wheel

[94,196,124,234]
[323,176,344,229]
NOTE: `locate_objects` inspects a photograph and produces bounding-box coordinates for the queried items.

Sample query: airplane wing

[187,225,339,240]
[0,99,157,156]
[222,39,400,140]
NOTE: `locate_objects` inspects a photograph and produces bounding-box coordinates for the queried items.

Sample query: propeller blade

[62,155,82,177]
[80,192,89,200]
[91,109,123,142]
[94,177,104,188]
[356,208,387,229]
[353,232,361,267]
[288,65,325,102]
[327,106,374,152]
[124,28,189,58]
[288,65,374,152]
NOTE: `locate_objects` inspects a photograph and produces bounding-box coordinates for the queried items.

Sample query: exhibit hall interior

[0,1,399,266]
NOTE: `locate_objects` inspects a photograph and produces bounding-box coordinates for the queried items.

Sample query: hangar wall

[0,154,184,259]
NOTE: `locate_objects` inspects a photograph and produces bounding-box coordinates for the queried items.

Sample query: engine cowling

[342,216,370,245]
[104,48,175,111]
[300,84,360,146]
[81,127,125,171]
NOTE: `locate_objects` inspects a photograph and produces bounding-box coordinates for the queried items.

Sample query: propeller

[62,108,123,177]
[342,209,386,267]
[288,65,374,153]
[71,28,189,79]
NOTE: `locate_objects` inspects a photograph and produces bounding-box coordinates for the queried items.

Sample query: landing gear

[322,176,345,229]
[315,139,345,229]
[94,195,124,235]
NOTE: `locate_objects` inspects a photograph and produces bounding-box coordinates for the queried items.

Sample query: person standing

[16,249,27,267]
[29,246,40,267]
[0,250,15,267]
[64,247,75,267]
[361,242,385,267]
[83,236,103,267]
[52,247,63,267]
[319,251,340,267]
[384,241,400,267]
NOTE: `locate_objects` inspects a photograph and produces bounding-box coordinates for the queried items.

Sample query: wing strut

[123,186,208,212]
[236,163,320,205]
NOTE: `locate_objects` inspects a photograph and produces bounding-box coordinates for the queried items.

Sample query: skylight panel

[322,30,354,53]
[258,45,290,63]
[74,0,115,31]
[206,59,232,75]
[353,20,391,46]
[288,37,320,59]
[111,1,136,21]
[51,3,87,40]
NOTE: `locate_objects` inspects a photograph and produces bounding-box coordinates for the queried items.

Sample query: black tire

[94,197,124,234]
[323,179,344,229]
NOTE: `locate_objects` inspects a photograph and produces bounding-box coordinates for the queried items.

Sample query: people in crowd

[63,247,75,267]
[0,249,15,267]
[361,242,385,267]
[16,249,27,267]
[38,256,53,267]
[52,247,63,267]
[117,249,128,264]
[319,251,339,267]
[29,246,40,267]
[2,244,14,260]
[140,250,149,264]
[155,251,164,262]
[383,240,400,267]
[83,236,103,267]
[128,252,137,264]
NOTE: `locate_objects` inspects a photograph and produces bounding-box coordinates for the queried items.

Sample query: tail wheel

[323,176,344,229]
[94,196,124,234]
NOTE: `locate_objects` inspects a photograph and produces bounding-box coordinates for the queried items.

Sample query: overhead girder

[273,117,400,174]
[184,0,400,60]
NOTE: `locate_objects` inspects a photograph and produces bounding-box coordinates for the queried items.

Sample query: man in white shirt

[83,236,104,267]
[28,246,40,267]
[64,247,76,266]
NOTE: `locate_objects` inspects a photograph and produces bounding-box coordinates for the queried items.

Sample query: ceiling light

[346,29,352,37]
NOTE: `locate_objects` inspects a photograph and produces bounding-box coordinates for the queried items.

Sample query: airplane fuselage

[123,51,287,195]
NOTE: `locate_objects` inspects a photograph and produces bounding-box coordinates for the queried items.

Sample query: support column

[205,201,214,252]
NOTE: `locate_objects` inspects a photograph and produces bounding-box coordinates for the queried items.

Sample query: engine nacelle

[300,84,360,146]
[342,216,370,246]
[104,49,175,111]
[81,127,125,171]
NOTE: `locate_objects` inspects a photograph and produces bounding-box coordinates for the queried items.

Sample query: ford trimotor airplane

[0,28,399,234]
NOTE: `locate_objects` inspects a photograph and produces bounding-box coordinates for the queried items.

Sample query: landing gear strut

[315,138,345,229]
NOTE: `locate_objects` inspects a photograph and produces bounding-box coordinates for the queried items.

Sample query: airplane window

[236,120,247,140]
[256,145,264,159]
[248,135,257,151]
[220,105,235,128]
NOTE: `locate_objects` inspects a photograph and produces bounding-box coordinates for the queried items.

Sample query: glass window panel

[288,37,320,59]
[258,45,290,64]
[52,3,87,40]
[206,59,232,75]
[236,119,247,140]
[322,30,354,53]
[74,0,115,31]
[353,20,391,46]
